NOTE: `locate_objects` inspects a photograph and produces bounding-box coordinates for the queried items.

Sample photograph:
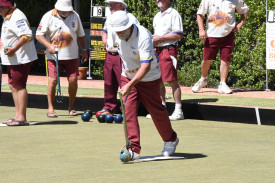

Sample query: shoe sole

[192,84,207,93]
[169,115,184,120]
[218,91,233,94]
[169,117,184,121]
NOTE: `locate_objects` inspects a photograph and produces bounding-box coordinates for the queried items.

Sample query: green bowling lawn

[1,106,275,183]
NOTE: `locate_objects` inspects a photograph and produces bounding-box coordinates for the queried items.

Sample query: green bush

[92,61,104,80]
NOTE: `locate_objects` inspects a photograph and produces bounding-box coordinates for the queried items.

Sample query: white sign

[266,11,275,69]
[92,6,103,17]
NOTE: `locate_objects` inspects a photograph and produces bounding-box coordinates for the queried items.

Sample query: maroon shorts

[7,62,32,89]
[156,46,178,82]
[47,59,79,78]
[203,32,235,62]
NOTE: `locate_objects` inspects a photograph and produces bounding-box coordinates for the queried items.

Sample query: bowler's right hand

[199,29,207,42]
[48,45,59,54]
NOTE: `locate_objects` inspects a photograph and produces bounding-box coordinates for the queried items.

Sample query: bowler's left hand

[233,24,242,32]
[119,83,131,96]
[153,34,162,46]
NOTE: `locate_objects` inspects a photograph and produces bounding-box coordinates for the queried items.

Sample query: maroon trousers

[103,52,122,112]
[121,76,177,154]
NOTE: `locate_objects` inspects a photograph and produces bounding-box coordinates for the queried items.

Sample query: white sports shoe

[146,114,152,119]
[218,84,232,94]
[169,110,184,120]
[129,150,140,160]
[192,79,207,93]
[161,138,179,156]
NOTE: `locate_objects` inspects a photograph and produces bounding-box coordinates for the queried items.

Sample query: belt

[108,52,119,56]
[155,45,177,50]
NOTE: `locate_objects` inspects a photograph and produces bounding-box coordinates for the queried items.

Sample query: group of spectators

[1,0,249,160]
[1,0,87,126]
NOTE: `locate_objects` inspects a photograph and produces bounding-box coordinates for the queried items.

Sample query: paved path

[2,74,275,99]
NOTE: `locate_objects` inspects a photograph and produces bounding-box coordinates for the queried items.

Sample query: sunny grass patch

[2,84,104,97]
[2,83,275,108]
[166,93,275,109]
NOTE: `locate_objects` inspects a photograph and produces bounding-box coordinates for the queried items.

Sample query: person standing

[36,0,88,117]
[192,0,249,94]
[152,0,184,120]
[109,11,179,159]
[0,0,37,126]
[101,0,139,113]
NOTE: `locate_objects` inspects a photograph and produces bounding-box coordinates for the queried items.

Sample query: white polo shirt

[36,9,85,60]
[0,8,37,65]
[197,0,249,37]
[112,24,161,82]
[103,11,139,53]
[153,7,183,47]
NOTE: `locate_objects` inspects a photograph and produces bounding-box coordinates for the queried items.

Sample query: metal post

[87,57,92,79]
[266,0,270,91]
[87,0,93,80]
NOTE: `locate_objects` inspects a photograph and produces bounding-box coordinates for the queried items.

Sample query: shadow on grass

[182,98,218,104]
[122,153,207,164]
[232,87,262,93]
[0,92,106,112]
[174,152,207,159]
[28,120,78,125]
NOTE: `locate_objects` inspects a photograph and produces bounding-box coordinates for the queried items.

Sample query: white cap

[55,0,73,11]
[105,0,127,8]
[109,11,133,32]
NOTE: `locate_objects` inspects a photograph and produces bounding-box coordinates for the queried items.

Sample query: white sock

[175,103,182,111]
[220,82,226,86]
[200,76,207,81]
[162,102,166,107]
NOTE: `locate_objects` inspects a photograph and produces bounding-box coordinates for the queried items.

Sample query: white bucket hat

[105,0,127,8]
[109,11,133,32]
[55,0,73,11]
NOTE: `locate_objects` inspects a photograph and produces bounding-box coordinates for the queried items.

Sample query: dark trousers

[103,52,122,112]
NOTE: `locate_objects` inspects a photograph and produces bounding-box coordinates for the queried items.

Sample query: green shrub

[92,61,104,80]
